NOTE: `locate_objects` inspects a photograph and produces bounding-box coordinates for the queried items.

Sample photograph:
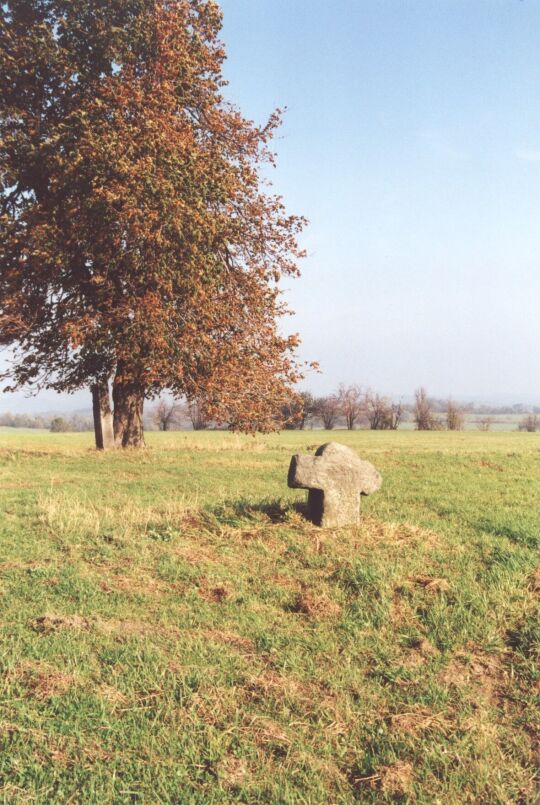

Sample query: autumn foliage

[0,0,306,446]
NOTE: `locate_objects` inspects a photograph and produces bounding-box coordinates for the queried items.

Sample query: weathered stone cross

[288,442,382,527]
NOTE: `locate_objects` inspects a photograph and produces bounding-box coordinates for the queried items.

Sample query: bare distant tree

[365,392,403,430]
[188,399,209,431]
[315,395,340,430]
[446,400,464,431]
[153,398,180,431]
[365,392,387,430]
[414,387,435,431]
[388,401,403,430]
[477,416,493,432]
[69,414,94,432]
[338,384,365,430]
[519,414,538,432]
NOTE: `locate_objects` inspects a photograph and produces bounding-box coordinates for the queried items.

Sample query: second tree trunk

[113,378,145,447]
[91,380,115,450]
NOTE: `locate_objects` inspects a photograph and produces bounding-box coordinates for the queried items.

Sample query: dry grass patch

[360,516,441,548]
[173,541,220,565]
[200,629,257,654]
[390,591,417,626]
[247,715,292,751]
[8,661,77,700]
[217,755,249,789]
[37,490,195,542]
[190,685,242,728]
[389,705,451,737]
[98,573,167,595]
[379,761,415,797]
[97,683,130,706]
[320,516,443,568]
[98,618,181,639]
[406,575,451,592]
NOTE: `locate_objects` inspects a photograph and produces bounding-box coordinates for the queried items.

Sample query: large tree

[0,0,306,447]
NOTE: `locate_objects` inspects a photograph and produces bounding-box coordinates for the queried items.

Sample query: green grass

[0,429,538,803]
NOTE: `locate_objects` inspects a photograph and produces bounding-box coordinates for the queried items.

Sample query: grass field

[0,429,538,803]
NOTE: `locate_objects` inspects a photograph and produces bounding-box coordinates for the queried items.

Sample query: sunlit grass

[0,429,538,802]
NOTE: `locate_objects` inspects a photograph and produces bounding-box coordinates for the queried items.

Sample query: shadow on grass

[209,497,310,526]
[477,518,539,549]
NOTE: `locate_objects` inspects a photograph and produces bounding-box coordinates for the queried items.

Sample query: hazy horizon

[2,0,539,412]
[1,388,538,418]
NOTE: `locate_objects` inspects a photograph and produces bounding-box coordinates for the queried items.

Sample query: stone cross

[288,442,382,527]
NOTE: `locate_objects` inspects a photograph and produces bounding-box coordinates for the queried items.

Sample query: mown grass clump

[0,429,538,802]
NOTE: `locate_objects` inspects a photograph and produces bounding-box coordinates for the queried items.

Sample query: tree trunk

[112,376,145,448]
[91,380,115,450]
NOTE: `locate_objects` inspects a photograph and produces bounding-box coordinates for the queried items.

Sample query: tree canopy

[0,0,306,445]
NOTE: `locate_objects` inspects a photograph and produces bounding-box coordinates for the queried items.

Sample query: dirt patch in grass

[243,669,319,705]
[351,760,414,798]
[290,591,342,620]
[396,636,440,670]
[198,578,231,603]
[241,670,349,731]
[528,568,540,597]
[32,614,180,640]
[32,614,92,633]
[438,646,506,705]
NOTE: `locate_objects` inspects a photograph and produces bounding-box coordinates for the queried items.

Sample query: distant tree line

[0,412,50,429]
[2,387,538,434]
[275,385,540,432]
[277,385,404,431]
[0,412,93,432]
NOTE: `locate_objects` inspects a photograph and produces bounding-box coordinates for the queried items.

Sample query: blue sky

[3,0,540,412]
[219,0,540,402]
